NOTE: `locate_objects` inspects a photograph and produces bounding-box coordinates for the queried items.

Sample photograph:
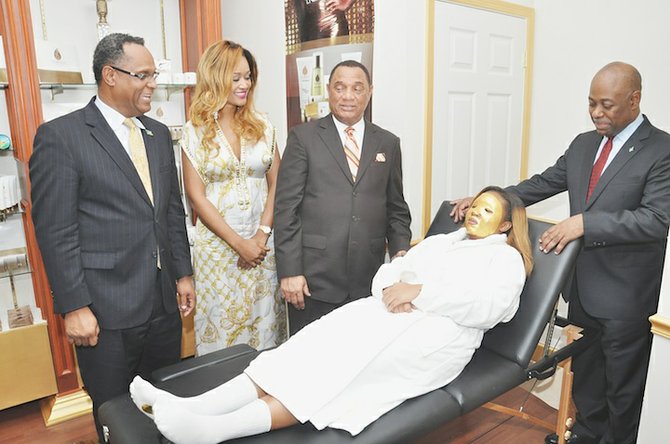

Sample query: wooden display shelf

[0,321,57,410]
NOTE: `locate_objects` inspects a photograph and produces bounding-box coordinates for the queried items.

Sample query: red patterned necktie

[343,126,360,181]
[586,137,613,201]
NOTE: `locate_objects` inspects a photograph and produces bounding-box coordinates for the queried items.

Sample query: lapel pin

[629,146,634,152]
[145,130,154,137]
[375,152,386,162]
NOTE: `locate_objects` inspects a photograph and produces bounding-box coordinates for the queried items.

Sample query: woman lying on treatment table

[130,185,534,444]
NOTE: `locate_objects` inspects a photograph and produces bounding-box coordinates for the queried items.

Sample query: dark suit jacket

[508,115,670,320]
[274,115,411,304]
[30,97,193,329]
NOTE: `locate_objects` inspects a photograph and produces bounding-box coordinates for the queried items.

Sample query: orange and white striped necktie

[343,126,360,181]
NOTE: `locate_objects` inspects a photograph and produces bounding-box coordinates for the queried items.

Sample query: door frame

[422,0,535,234]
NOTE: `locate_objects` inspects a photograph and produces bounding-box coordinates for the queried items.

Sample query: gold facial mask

[464,192,505,239]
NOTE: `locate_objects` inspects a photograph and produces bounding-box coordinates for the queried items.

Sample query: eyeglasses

[109,66,159,82]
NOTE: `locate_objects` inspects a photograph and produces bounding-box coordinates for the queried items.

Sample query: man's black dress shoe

[545,432,597,444]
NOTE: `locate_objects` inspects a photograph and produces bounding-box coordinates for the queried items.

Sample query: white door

[431,1,528,217]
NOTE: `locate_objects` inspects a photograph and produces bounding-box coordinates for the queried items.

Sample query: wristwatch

[258,225,272,235]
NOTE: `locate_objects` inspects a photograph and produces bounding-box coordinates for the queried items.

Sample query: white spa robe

[244,229,526,435]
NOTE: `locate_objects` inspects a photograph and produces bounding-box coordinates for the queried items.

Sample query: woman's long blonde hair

[475,186,534,276]
[189,40,266,153]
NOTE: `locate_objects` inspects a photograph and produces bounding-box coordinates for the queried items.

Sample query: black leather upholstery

[99,200,583,443]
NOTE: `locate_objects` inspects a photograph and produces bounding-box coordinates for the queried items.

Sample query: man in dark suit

[275,60,411,335]
[30,33,195,440]
[452,62,670,444]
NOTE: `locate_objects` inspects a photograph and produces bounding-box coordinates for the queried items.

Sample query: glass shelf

[39,82,193,100]
[1,82,192,98]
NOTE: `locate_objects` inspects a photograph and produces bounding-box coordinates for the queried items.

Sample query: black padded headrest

[425,201,462,238]
[425,201,581,367]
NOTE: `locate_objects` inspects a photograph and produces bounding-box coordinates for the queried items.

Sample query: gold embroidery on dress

[184,117,287,356]
[215,122,251,210]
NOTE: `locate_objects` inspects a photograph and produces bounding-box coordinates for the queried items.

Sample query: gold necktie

[343,126,360,181]
[123,118,160,268]
[123,118,154,204]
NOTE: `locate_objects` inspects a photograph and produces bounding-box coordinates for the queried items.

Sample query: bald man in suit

[275,60,411,335]
[452,62,670,444]
[30,33,194,440]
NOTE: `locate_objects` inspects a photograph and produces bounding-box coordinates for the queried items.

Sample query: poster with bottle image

[285,0,375,129]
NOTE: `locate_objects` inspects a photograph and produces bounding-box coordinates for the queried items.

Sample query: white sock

[154,398,272,444]
[129,374,259,417]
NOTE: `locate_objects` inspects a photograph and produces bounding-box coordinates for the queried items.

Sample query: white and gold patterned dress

[181,115,286,356]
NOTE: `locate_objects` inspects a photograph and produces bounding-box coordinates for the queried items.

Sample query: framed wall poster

[285,0,375,129]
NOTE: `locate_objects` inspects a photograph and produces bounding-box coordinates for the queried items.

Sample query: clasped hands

[236,231,271,270]
[382,282,422,313]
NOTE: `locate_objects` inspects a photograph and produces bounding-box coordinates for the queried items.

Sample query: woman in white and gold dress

[181,41,285,355]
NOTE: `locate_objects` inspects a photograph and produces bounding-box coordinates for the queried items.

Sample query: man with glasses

[30,33,195,441]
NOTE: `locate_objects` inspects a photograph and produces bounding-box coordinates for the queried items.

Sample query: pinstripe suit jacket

[30,97,193,329]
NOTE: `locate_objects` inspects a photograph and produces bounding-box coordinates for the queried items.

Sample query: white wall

[220,0,288,152]
[526,0,670,221]
[372,0,428,239]
[29,0,183,83]
[29,0,185,125]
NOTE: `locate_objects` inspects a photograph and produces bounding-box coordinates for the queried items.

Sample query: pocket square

[375,152,386,162]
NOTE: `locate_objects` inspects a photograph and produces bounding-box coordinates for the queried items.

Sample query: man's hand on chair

[450,197,474,222]
[539,215,584,254]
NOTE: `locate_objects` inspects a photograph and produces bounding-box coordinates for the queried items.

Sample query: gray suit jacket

[509,115,670,320]
[30,98,193,329]
[274,115,411,303]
